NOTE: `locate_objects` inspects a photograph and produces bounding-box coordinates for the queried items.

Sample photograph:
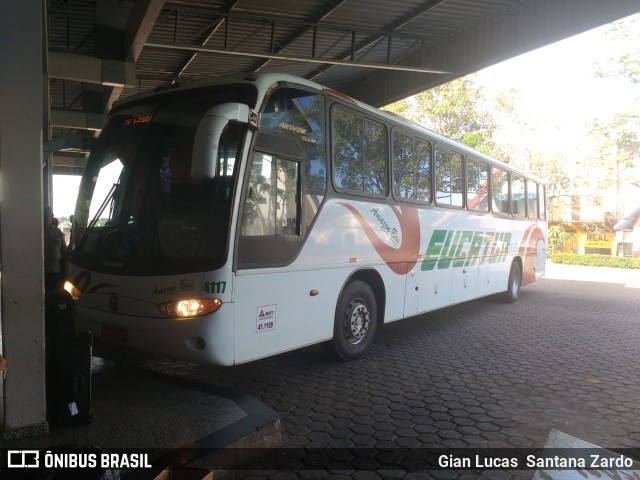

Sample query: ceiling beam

[104,0,166,112]
[144,41,450,74]
[168,0,241,84]
[125,0,167,63]
[48,52,135,87]
[43,133,95,154]
[308,0,448,80]
[251,0,348,73]
[50,109,106,131]
[52,154,88,170]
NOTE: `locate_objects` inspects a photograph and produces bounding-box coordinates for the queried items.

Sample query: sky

[52,174,81,219]
[475,12,639,157]
[51,12,640,217]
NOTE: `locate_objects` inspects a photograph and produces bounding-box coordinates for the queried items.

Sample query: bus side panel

[413,212,536,310]
[381,265,408,322]
[292,200,408,322]
[416,267,454,312]
[233,264,408,363]
[451,262,479,304]
[233,268,343,364]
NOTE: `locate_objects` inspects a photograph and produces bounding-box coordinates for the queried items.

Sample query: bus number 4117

[203,281,226,294]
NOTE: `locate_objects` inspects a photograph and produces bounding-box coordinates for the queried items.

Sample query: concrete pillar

[0,1,48,437]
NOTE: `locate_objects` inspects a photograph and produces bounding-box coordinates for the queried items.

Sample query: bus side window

[527,180,538,219]
[393,131,432,203]
[260,87,326,197]
[238,151,302,269]
[511,175,526,217]
[434,145,463,208]
[241,152,300,236]
[491,167,509,215]
[333,106,388,196]
[467,158,489,212]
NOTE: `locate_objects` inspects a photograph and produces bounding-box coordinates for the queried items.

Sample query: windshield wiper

[76,179,120,254]
[87,182,118,230]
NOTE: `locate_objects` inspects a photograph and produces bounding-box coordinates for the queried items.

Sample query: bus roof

[113,72,546,184]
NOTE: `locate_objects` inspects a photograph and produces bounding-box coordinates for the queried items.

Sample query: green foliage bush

[550,253,640,269]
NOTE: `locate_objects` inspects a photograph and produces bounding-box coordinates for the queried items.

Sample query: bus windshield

[72,87,254,275]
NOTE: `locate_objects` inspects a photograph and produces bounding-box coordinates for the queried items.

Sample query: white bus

[66,73,547,366]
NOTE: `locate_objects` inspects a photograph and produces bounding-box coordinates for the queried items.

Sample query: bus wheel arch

[503,257,523,304]
[348,268,386,325]
[328,269,385,361]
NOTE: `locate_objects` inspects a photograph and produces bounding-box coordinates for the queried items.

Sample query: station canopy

[46,0,640,173]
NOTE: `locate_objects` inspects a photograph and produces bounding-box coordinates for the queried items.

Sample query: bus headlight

[64,280,82,300]
[159,298,222,319]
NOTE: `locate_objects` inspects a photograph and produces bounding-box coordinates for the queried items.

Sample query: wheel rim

[343,298,370,345]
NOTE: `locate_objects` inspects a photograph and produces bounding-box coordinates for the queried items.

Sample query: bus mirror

[192,103,250,179]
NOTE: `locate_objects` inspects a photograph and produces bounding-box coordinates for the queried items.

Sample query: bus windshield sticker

[256,305,277,333]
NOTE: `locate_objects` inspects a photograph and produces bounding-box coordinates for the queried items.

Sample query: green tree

[383,76,508,161]
[589,16,640,222]
[547,224,572,256]
[526,151,572,221]
[595,15,640,84]
[589,113,640,219]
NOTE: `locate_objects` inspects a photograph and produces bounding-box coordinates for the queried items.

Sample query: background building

[549,143,640,256]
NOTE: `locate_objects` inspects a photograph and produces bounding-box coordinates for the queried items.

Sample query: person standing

[44,205,67,293]
[52,216,67,246]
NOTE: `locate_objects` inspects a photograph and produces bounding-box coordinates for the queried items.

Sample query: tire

[503,260,521,304]
[329,280,378,361]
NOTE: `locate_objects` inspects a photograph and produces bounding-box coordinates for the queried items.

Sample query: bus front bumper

[77,302,236,366]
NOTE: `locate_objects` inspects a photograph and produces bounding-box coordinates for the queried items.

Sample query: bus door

[234,131,323,363]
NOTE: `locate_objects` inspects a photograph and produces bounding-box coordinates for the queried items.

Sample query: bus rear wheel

[329,280,378,361]
[503,260,521,304]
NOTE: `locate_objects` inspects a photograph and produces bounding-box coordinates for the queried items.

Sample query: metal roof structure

[46,0,640,173]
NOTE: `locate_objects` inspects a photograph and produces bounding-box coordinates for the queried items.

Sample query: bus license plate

[101,325,128,343]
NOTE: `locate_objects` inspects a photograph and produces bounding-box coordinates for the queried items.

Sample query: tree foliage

[589,113,640,188]
[589,17,640,219]
[547,225,573,255]
[383,76,509,162]
[595,16,640,84]
[381,16,640,227]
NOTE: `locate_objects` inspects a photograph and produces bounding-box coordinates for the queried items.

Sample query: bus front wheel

[503,260,522,304]
[329,280,378,361]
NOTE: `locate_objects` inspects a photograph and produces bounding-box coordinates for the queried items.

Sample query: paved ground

[133,262,640,478]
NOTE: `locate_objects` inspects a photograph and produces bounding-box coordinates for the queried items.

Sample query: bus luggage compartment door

[404,268,419,316]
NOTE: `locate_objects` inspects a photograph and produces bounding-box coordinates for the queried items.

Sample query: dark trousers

[45,273,64,293]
